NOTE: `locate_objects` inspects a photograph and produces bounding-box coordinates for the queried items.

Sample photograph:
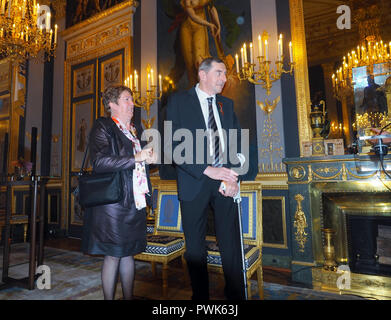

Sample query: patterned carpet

[0,243,366,300]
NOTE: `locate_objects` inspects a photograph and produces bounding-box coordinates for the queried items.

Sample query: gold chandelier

[0,0,58,61]
[331,1,390,100]
[332,39,391,99]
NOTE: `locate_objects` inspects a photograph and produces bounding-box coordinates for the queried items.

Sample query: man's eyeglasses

[118,96,133,102]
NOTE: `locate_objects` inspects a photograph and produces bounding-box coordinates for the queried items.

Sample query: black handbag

[75,126,123,208]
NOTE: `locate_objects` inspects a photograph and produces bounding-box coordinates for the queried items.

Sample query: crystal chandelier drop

[0,0,58,61]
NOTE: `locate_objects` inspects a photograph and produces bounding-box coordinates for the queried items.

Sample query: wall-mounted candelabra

[125,64,162,129]
[235,31,294,96]
[235,30,294,170]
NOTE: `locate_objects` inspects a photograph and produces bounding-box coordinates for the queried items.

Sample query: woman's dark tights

[101,255,135,300]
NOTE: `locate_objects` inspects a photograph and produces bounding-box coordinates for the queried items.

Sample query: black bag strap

[78,118,120,175]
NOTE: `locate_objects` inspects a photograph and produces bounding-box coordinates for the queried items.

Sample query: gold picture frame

[262,196,288,249]
[73,63,94,98]
[71,98,94,172]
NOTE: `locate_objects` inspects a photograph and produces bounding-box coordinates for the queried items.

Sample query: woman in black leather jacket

[81,85,157,300]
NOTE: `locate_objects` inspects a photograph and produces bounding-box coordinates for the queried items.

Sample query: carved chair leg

[162,263,169,299]
[247,278,252,300]
[257,266,264,300]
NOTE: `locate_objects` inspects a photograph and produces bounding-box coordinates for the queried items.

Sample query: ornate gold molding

[62,0,137,38]
[289,0,312,156]
[65,22,131,61]
[293,193,308,252]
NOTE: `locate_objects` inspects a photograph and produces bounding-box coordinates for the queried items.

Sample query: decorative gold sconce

[235,31,294,172]
[235,31,294,96]
[124,64,163,129]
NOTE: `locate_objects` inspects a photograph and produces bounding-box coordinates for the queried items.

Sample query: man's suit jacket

[165,86,243,201]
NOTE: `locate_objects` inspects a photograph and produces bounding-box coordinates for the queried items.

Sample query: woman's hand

[135,148,158,164]
[145,149,158,164]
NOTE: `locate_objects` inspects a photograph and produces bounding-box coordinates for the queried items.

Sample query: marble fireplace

[284,154,391,299]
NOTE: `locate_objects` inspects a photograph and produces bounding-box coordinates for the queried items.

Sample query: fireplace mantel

[283,153,391,299]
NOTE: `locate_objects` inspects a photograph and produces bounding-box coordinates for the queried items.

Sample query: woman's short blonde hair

[102,85,133,115]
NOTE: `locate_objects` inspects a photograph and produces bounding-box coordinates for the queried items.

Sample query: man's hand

[219,180,239,198]
[203,166,238,183]
[369,128,391,144]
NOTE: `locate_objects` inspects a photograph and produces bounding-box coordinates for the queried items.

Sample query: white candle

[22,0,26,18]
[289,41,293,63]
[129,75,133,90]
[54,24,57,44]
[264,40,268,61]
[235,54,239,74]
[147,73,150,91]
[134,71,138,92]
[150,69,154,87]
[46,12,50,32]
[49,29,52,45]
[240,47,244,68]
[8,0,11,17]
[278,34,283,60]
[258,34,262,57]
[243,43,247,64]
[249,42,254,64]
[159,74,162,92]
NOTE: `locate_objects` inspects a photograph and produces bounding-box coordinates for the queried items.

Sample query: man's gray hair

[198,57,225,73]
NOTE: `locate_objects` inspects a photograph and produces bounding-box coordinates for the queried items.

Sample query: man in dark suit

[165,57,247,300]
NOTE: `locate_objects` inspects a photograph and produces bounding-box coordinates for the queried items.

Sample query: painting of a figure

[76,118,88,152]
[72,100,93,171]
[158,0,256,142]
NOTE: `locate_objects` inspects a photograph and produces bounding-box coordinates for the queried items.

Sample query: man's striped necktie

[207,97,222,167]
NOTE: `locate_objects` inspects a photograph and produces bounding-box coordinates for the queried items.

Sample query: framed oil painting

[157,0,256,142]
[71,99,93,172]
